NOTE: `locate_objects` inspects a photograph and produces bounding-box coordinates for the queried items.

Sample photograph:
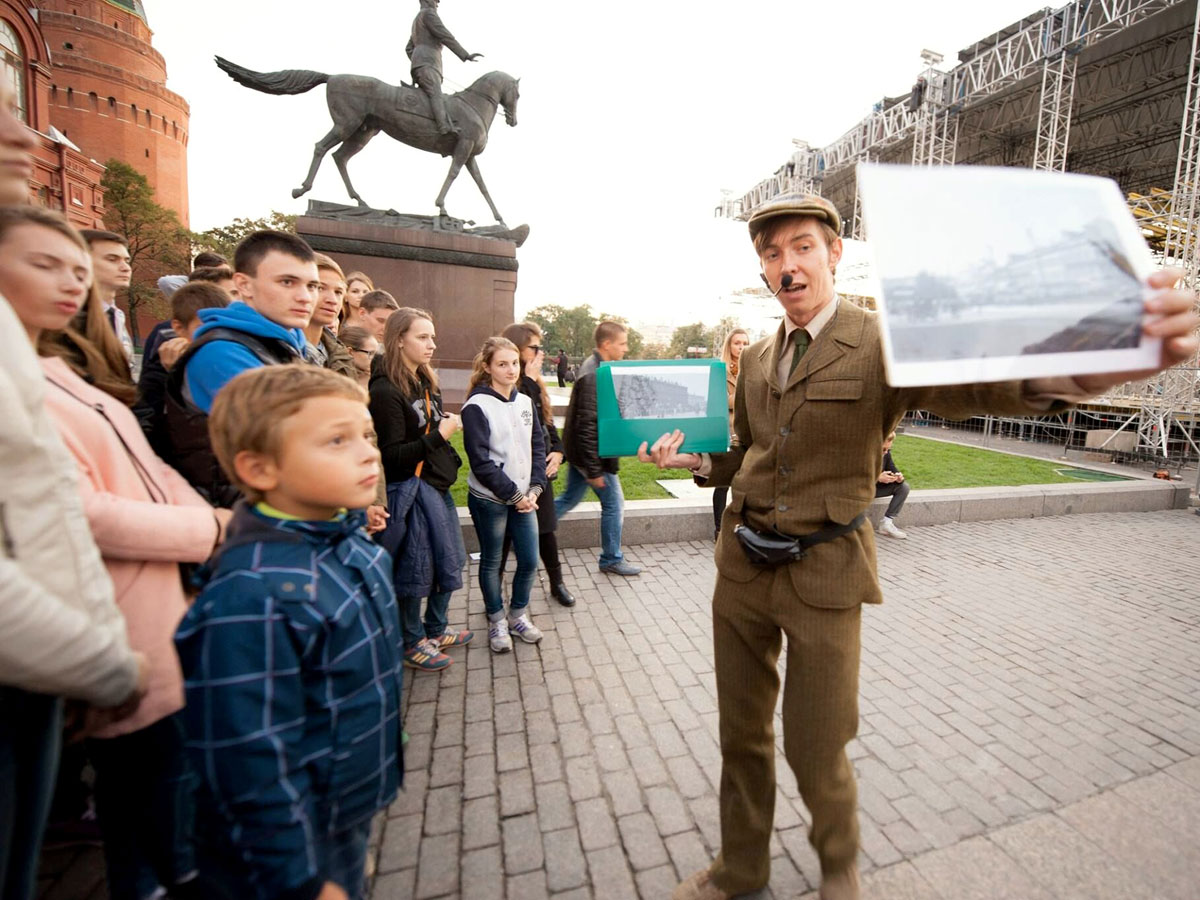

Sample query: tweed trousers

[708,566,861,894]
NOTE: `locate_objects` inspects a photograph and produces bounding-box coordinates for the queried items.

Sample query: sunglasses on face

[528,344,544,354]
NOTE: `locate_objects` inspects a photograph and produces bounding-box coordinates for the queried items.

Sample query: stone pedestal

[296,210,519,409]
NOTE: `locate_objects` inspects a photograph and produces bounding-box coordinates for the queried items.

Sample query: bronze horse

[214,57,519,224]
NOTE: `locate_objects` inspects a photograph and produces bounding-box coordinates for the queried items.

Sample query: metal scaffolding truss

[912,66,960,167]
[1033,52,1080,170]
[1166,0,1200,285]
[718,0,1200,467]
[729,141,824,221]
[722,0,1191,219]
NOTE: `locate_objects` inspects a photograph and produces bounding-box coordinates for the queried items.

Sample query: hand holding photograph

[857,163,1161,386]
[596,360,730,457]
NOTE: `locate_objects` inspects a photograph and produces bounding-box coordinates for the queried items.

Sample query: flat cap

[747,194,841,242]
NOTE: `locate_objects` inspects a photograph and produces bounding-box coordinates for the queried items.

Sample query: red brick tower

[35,0,190,226]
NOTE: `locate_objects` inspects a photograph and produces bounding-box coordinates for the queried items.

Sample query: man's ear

[232,271,253,304]
[829,237,843,274]
[233,450,279,495]
[170,318,185,335]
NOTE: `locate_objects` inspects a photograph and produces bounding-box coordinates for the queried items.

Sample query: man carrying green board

[556,321,642,577]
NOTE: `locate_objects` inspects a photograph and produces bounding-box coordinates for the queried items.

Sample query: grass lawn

[891,433,1128,490]
[445,431,693,505]
[441,431,1126,506]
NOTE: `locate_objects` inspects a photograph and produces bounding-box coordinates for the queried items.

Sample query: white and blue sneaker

[488,617,513,653]
[507,612,543,644]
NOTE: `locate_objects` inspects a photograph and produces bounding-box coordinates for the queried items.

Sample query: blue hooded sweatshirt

[183,302,307,413]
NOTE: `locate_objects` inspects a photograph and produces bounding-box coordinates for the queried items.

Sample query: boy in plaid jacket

[175,366,403,900]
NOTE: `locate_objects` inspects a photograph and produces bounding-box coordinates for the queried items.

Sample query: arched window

[0,20,27,123]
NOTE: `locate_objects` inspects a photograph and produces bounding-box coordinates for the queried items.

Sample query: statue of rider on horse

[214,1,519,228]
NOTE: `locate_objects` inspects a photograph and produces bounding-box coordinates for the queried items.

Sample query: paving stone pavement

[369,509,1200,900]
[37,510,1200,899]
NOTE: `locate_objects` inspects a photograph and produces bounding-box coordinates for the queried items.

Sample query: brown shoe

[820,867,860,900]
[672,868,732,900]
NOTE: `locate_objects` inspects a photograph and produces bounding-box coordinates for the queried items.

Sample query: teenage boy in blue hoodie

[175,365,403,900]
[164,231,318,504]
[183,230,318,413]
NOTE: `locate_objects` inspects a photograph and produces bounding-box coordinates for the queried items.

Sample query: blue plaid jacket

[175,504,404,900]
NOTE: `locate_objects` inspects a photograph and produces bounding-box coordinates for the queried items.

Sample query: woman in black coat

[500,323,576,606]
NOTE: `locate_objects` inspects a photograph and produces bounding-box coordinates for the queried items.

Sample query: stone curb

[454,480,1190,552]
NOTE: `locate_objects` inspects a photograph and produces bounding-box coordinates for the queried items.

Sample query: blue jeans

[468,493,539,619]
[399,489,464,651]
[0,688,62,900]
[88,712,196,900]
[554,466,625,567]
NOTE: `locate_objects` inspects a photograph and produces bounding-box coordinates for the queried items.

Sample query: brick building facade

[1,0,105,228]
[35,0,190,226]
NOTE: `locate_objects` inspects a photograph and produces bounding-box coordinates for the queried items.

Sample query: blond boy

[175,366,403,900]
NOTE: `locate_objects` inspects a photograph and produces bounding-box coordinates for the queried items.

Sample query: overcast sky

[148,0,1048,332]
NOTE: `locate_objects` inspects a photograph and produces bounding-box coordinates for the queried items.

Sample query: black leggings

[713,486,729,533]
[500,530,565,588]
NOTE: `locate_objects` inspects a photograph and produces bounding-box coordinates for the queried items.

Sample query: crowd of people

[5,58,1198,900]
[0,65,656,896]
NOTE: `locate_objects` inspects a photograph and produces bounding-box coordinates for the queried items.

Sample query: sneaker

[403,639,453,671]
[878,517,907,540]
[434,628,474,650]
[599,560,641,576]
[488,618,513,653]
[507,612,543,644]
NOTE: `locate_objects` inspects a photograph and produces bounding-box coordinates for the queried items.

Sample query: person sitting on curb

[875,431,909,540]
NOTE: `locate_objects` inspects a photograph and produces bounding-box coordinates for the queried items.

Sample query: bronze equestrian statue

[213,56,519,225]
[407,0,484,136]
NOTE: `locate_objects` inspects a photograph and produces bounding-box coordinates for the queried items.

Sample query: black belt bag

[733,513,867,567]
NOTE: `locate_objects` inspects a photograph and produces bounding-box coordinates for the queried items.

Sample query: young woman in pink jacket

[0,206,228,900]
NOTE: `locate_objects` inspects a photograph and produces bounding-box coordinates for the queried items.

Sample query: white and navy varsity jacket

[460,384,548,504]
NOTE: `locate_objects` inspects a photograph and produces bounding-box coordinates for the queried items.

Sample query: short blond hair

[208,365,368,502]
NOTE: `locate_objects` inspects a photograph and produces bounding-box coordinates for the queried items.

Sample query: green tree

[668,322,715,358]
[640,342,668,360]
[195,210,298,261]
[526,303,597,361]
[100,159,191,346]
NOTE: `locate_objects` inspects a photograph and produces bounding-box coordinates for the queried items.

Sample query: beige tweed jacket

[707,301,1063,609]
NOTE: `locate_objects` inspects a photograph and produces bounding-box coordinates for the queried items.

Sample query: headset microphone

[761,273,795,297]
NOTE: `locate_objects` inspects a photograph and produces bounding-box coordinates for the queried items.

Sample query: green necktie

[788,327,811,377]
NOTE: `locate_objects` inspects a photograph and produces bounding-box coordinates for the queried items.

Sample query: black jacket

[133,340,172,458]
[162,327,301,507]
[882,449,897,474]
[517,374,562,457]
[562,351,618,479]
[368,364,461,493]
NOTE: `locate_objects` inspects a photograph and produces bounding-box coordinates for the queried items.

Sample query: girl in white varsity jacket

[461,337,548,653]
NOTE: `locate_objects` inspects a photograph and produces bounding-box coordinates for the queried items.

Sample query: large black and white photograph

[858,164,1160,386]
[612,366,711,419]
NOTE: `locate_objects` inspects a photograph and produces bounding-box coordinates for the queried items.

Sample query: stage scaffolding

[717,0,1200,475]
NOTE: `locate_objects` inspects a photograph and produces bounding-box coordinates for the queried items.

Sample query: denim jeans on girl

[467,493,539,619]
[399,489,464,650]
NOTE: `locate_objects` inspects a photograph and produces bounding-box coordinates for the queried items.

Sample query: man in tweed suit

[642,194,1198,900]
